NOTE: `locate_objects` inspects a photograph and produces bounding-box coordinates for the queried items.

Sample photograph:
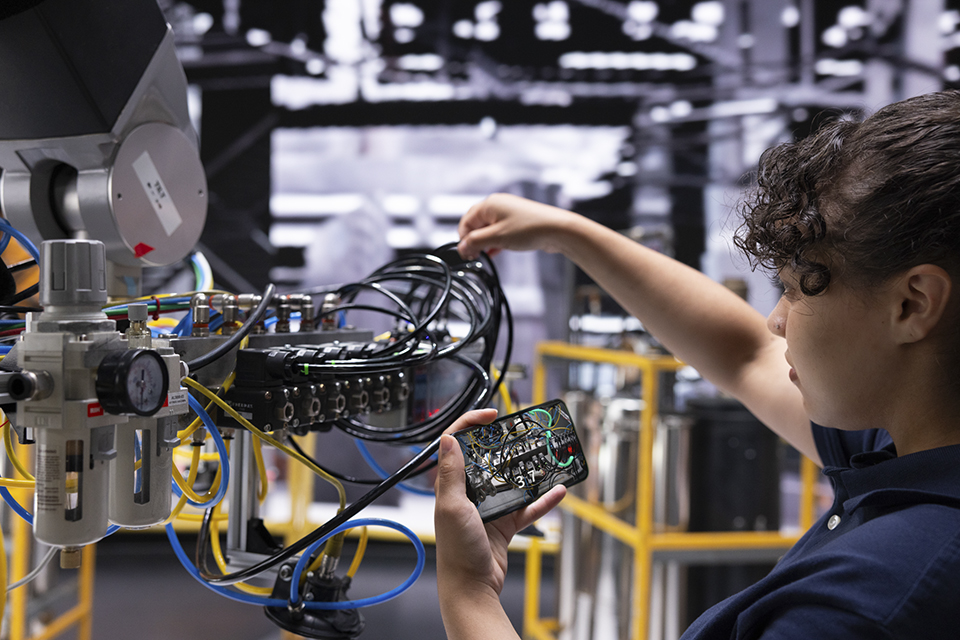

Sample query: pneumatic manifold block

[219,344,409,433]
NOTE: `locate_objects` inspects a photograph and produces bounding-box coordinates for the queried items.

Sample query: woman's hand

[457,194,581,259]
[434,408,566,640]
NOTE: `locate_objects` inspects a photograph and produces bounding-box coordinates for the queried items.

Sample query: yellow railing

[525,341,819,640]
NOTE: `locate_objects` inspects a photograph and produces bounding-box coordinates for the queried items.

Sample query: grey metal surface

[0,28,204,270]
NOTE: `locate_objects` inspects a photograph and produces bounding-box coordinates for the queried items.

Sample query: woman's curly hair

[735,90,960,296]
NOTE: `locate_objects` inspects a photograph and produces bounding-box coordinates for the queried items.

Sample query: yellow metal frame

[524,341,818,640]
[7,441,96,640]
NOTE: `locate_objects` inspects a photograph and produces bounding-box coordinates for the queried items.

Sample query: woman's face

[766,269,898,430]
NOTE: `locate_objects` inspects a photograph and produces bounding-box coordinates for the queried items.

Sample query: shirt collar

[823,443,960,513]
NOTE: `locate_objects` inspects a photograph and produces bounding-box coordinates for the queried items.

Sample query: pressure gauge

[96,349,169,416]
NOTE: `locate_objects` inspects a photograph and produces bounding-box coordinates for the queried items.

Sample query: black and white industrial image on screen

[455,399,587,522]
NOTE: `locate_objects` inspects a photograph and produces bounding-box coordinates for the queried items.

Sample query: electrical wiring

[165,517,424,610]
[460,407,576,492]
[6,545,57,592]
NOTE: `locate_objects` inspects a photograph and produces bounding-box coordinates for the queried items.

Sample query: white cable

[7,545,58,592]
[192,251,214,291]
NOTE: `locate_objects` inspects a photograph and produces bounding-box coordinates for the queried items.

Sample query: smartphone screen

[453,399,588,522]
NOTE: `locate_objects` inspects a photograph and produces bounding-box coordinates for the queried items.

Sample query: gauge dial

[96,349,169,416]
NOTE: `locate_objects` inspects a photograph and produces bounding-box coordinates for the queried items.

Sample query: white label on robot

[167,390,188,407]
[36,447,63,512]
[132,151,183,237]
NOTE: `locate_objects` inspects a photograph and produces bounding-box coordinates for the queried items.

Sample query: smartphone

[453,399,588,522]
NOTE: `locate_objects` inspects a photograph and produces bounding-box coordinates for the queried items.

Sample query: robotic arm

[0,0,206,297]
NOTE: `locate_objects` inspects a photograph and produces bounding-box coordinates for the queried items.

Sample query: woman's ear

[893,264,953,345]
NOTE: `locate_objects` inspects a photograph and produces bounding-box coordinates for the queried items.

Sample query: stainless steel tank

[557,391,692,640]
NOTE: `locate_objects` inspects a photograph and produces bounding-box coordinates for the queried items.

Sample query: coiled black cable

[194,244,509,586]
[298,244,513,444]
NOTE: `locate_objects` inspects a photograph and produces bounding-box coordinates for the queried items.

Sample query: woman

[434,90,960,639]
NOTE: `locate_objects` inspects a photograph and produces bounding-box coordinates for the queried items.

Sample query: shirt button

[827,515,841,530]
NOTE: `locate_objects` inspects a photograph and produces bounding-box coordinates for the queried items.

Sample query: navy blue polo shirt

[681,425,960,639]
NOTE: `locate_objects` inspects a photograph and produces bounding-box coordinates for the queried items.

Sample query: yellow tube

[171,442,224,505]
[181,377,346,509]
[252,435,268,503]
[183,376,350,575]
[209,503,273,596]
[0,518,6,625]
[0,478,34,489]
[2,420,34,481]
[178,372,237,442]
[170,512,229,523]
[166,445,202,524]
[346,526,369,578]
[173,447,223,462]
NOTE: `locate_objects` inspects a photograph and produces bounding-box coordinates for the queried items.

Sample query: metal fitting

[299,295,314,331]
[8,371,54,401]
[190,293,210,337]
[60,546,82,569]
[320,293,340,330]
[275,297,291,333]
[221,294,239,336]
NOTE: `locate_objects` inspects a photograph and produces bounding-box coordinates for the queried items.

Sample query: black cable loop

[193,246,510,585]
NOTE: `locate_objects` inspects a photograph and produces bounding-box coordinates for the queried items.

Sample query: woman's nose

[766,300,787,337]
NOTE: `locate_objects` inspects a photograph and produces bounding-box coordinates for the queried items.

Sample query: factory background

[2,1,957,639]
